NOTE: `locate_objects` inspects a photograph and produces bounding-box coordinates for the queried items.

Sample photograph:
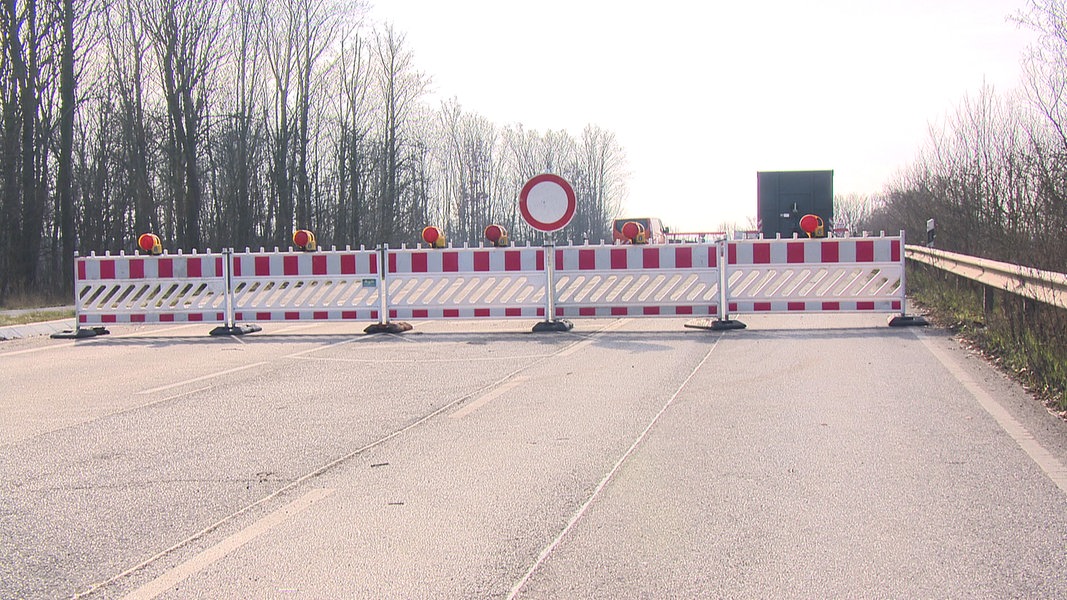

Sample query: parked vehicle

[611,217,667,244]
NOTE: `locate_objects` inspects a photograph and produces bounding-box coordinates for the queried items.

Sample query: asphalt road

[1,315,1065,599]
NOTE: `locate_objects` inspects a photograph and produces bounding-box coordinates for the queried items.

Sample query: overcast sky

[368,0,1036,231]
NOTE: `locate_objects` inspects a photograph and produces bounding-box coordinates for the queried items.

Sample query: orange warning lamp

[621,221,648,244]
[293,229,317,251]
[421,226,446,248]
[484,224,508,247]
[799,214,825,238]
[137,233,162,255]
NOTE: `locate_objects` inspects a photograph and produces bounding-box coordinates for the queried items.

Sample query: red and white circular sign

[519,174,576,233]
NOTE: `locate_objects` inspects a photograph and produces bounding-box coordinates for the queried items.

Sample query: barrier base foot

[365,322,413,334]
[210,324,262,336]
[888,315,928,327]
[532,319,573,333]
[684,318,747,331]
[51,326,109,339]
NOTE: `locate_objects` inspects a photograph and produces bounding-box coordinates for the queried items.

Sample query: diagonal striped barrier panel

[553,243,721,318]
[73,252,229,325]
[722,237,905,315]
[384,245,547,320]
[59,234,918,336]
[229,248,382,323]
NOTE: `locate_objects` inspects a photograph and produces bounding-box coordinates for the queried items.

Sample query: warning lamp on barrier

[620,221,648,244]
[484,224,509,247]
[293,229,317,252]
[799,214,826,238]
[137,233,162,255]
[421,225,447,248]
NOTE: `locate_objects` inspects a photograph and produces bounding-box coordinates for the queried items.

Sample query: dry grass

[909,264,1067,416]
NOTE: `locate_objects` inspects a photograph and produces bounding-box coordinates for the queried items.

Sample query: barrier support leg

[532,242,573,333]
[52,252,111,339]
[888,315,928,327]
[365,322,412,334]
[365,245,412,334]
[209,324,262,336]
[210,248,261,336]
[696,240,745,331]
[51,326,109,339]
[887,230,928,327]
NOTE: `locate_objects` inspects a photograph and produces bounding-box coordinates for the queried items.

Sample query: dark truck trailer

[757,170,833,238]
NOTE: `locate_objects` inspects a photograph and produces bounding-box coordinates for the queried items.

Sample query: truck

[757,170,834,238]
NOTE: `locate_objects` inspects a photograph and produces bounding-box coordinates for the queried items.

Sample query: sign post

[519,174,576,332]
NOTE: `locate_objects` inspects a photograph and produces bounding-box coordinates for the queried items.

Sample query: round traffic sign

[519,174,576,232]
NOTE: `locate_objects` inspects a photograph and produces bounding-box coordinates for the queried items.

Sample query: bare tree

[372,24,426,244]
[335,28,374,246]
[143,0,222,251]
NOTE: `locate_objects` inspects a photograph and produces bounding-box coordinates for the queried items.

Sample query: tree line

[863,0,1067,274]
[0,0,626,302]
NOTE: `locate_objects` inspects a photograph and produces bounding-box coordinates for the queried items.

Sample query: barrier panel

[56,233,922,337]
[553,243,721,318]
[73,251,228,327]
[384,245,547,320]
[229,248,381,323]
[722,237,905,317]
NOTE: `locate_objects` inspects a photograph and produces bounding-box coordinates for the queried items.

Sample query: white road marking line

[0,324,214,358]
[283,335,371,359]
[121,488,335,600]
[115,324,203,337]
[290,353,553,364]
[917,331,1067,496]
[507,339,721,599]
[557,318,631,357]
[269,323,328,334]
[137,362,267,395]
[78,322,634,598]
[450,376,530,419]
[0,343,75,357]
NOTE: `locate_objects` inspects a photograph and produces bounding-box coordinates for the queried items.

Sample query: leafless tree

[143,0,222,250]
[372,24,427,244]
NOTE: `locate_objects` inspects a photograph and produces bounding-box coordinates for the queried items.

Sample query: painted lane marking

[557,318,632,357]
[451,377,530,419]
[507,338,721,599]
[283,335,369,359]
[138,362,268,395]
[78,320,640,597]
[0,325,210,358]
[917,331,1067,496]
[121,488,335,600]
[115,324,203,337]
[0,343,75,357]
[290,354,554,364]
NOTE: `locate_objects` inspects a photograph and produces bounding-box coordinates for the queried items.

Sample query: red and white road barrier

[553,243,721,318]
[61,234,917,336]
[722,237,905,318]
[229,249,381,323]
[384,245,547,320]
[74,251,228,326]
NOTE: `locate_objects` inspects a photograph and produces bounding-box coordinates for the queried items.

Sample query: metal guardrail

[905,245,1067,310]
